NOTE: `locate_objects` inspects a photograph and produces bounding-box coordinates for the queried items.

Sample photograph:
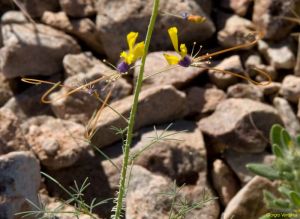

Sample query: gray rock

[227,83,263,101]
[208,55,243,89]
[0,73,13,106]
[0,151,40,219]
[212,159,240,206]
[253,0,300,40]
[22,116,90,170]
[0,108,29,155]
[217,14,255,48]
[224,150,274,185]
[187,87,226,114]
[222,176,278,219]
[11,0,59,18]
[0,23,80,78]
[42,11,104,54]
[62,52,103,77]
[135,51,206,90]
[280,75,300,103]
[1,11,29,24]
[258,40,296,70]
[96,0,215,61]
[91,85,188,148]
[59,0,96,18]
[273,97,300,137]
[198,98,282,153]
[50,67,132,124]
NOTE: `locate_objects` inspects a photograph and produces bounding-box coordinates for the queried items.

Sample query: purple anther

[117,61,130,73]
[181,12,189,20]
[178,56,191,67]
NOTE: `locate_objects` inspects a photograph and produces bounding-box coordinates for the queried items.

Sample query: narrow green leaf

[281,129,292,149]
[272,144,284,158]
[295,135,300,148]
[280,172,295,181]
[290,191,300,207]
[263,190,276,203]
[246,164,281,180]
[270,124,283,147]
[273,199,290,208]
[278,186,293,198]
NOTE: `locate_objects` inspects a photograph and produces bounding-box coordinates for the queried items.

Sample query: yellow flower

[120,32,145,65]
[163,27,191,67]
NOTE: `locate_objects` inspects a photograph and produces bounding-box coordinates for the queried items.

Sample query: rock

[254,64,277,82]
[42,11,104,54]
[220,0,252,16]
[96,0,215,61]
[0,108,29,155]
[280,75,300,103]
[224,150,274,185]
[245,53,263,75]
[259,82,281,96]
[273,97,300,137]
[11,0,59,18]
[217,14,255,48]
[0,73,13,106]
[1,11,29,24]
[135,52,206,90]
[253,0,300,40]
[258,40,296,70]
[227,83,264,101]
[0,23,80,78]
[91,85,188,148]
[187,87,226,115]
[212,159,239,206]
[2,79,55,121]
[22,116,90,170]
[0,151,40,219]
[222,176,278,219]
[59,0,96,18]
[198,98,282,153]
[62,52,103,77]
[50,67,132,124]
[126,165,219,219]
[208,55,243,89]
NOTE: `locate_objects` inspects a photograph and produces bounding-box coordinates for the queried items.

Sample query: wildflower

[163,27,192,67]
[117,32,145,73]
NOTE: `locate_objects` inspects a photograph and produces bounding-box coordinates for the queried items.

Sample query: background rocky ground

[0,0,300,218]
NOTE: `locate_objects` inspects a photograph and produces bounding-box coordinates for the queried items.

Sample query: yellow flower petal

[180,44,187,57]
[132,41,145,60]
[120,51,129,63]
[127,32,138,52]
[168,27,179,53]
[163,53,180,65]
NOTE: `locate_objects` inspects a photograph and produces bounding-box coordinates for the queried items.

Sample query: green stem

[112,0,160,218]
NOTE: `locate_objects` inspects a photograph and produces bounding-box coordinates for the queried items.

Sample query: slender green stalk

[112,0,160,218]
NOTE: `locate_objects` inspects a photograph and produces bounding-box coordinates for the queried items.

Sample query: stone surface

[224,150,274,185]
[198,98,282,153]
[220,0,252,16]
[1,11,29,24]
[91,85,188,148]
[212,159,239,206]
[0,151,40,219]
[0,108,29,155]
[96,0,215,61]
[50,67,132,124]
[22,116,90,169]
[227,83,263,101]
[273,97,300,137]
[42,11,104,54]
[280,75,300,103]
[208,55,243,89]
[59,0,96,18]
[62,52,103,77]
[0,23,80,78]
[0,73,13,106]
[253,0,300,40]
[12,0,59,18]
[222,176,278,219]
[259,82,281,96]
[217,14,255,48]
[258,40,296,70]
[187,87,226,115]
[135,52,206,90]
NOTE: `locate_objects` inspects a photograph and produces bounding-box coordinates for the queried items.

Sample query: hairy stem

[112,0,160,218]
